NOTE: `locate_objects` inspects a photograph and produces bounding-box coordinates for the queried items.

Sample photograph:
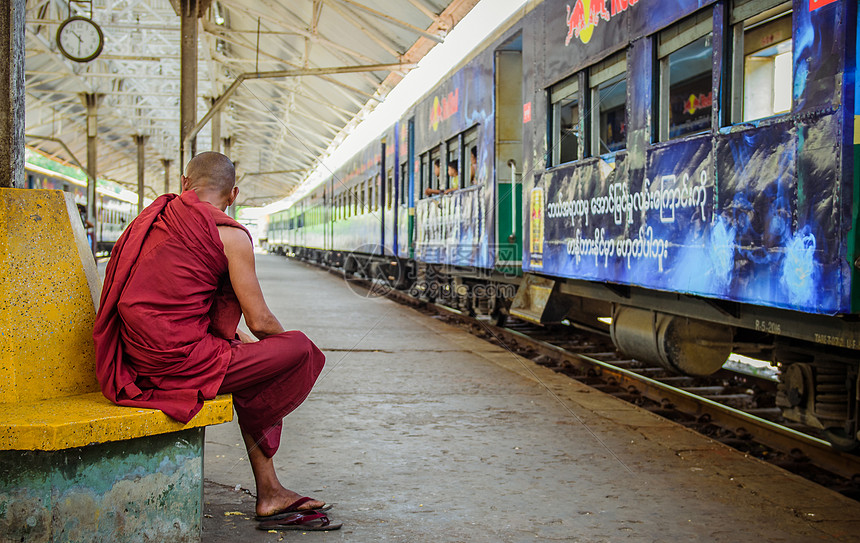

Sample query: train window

[364,181,370,213]
[364,181,370,214]
[387,169,393,209]
[400,162,408,205]
[657,10,714,141]
[446,136,461,191]
[550,75,581,166]
[430,146,442,193]
[377,177,382,211]
[418,152,427,199]
[590,52,627,155]
[463,127,478,188]
[730,0,792,123]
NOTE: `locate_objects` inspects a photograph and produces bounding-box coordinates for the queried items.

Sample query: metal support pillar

[210,97,221,153]
[134,135,148,214]
[162,159,171,194]
[179,0,200,171]
[0,0,25,188]
[82,93,103,254]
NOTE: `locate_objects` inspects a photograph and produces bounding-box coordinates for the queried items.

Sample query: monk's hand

[237,328,256,343]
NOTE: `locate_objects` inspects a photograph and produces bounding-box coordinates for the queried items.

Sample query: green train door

[494,35,523,276]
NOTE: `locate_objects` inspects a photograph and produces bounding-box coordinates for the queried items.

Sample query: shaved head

[184,152,236,196]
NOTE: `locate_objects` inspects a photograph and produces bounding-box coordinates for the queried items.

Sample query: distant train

[267,0,860,450]
[25,162,136,254]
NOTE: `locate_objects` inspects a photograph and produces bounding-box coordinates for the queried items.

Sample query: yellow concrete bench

[0,391,233,451]
[0,188,233,543]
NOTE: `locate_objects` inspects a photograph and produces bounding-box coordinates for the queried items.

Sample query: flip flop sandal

[254,497,333,521]
[257,511,342,532]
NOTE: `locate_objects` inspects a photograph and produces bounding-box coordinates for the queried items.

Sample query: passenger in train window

[469,146,477,185]
[93,151,329,521]
[447,161,459,190]
[425,159,459,195]
[77,203,94,249]
[425,159,443,196]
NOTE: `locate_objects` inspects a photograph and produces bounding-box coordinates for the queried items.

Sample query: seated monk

[93,151,329,521]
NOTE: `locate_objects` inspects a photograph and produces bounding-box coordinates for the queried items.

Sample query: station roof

[24,0,478,206]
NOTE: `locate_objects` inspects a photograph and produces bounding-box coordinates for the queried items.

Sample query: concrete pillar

[210,97,221,153]
[134,135,148,214]
[162,159,171,194]
[179,0,200,171]
[0,0,25,189]
[82,93,103,254]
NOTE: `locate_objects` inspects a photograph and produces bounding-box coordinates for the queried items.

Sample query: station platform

[201,254,860,542]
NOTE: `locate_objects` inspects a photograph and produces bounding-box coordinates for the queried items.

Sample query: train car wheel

[822,428,859,453]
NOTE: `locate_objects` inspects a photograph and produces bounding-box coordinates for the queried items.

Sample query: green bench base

[0,428,206,543]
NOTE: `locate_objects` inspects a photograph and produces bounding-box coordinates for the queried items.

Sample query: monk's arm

[218,226,285,339]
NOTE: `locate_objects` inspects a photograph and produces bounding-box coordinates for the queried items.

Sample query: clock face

[57,17,104,62]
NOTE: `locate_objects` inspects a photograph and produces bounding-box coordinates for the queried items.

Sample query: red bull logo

[565,0,640,45]
[683,92,713,115]
[430,88,459,131]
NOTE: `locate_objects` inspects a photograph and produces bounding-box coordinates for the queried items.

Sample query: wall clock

[57,16,104,63]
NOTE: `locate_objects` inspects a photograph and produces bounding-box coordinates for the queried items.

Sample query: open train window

[419,152,429,199]
[590,51,627,155]
[386,169,393,209]
[372,178,378,212]
[400,161,408,205]
[463,127,478,187]
[446,135,461,191]
[429,146,442,193]
[729,0,792,123]
[549,75,581,166]
[657,10,714,141]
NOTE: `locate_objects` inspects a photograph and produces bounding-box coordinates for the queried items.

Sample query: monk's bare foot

[256,488,325,517]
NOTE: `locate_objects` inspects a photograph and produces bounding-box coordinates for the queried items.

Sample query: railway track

[297,257,860,500]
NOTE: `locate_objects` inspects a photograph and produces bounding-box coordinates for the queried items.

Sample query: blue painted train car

[272,0,860,449]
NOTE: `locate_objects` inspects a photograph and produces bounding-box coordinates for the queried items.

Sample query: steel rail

[482,323,860,481]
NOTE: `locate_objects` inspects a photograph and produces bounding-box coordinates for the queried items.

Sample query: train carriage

[24,161,136,254]
[272,0,860,449]
[514,0,859,447]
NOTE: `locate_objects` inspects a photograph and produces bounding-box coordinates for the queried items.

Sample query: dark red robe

[93,190,324,456]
